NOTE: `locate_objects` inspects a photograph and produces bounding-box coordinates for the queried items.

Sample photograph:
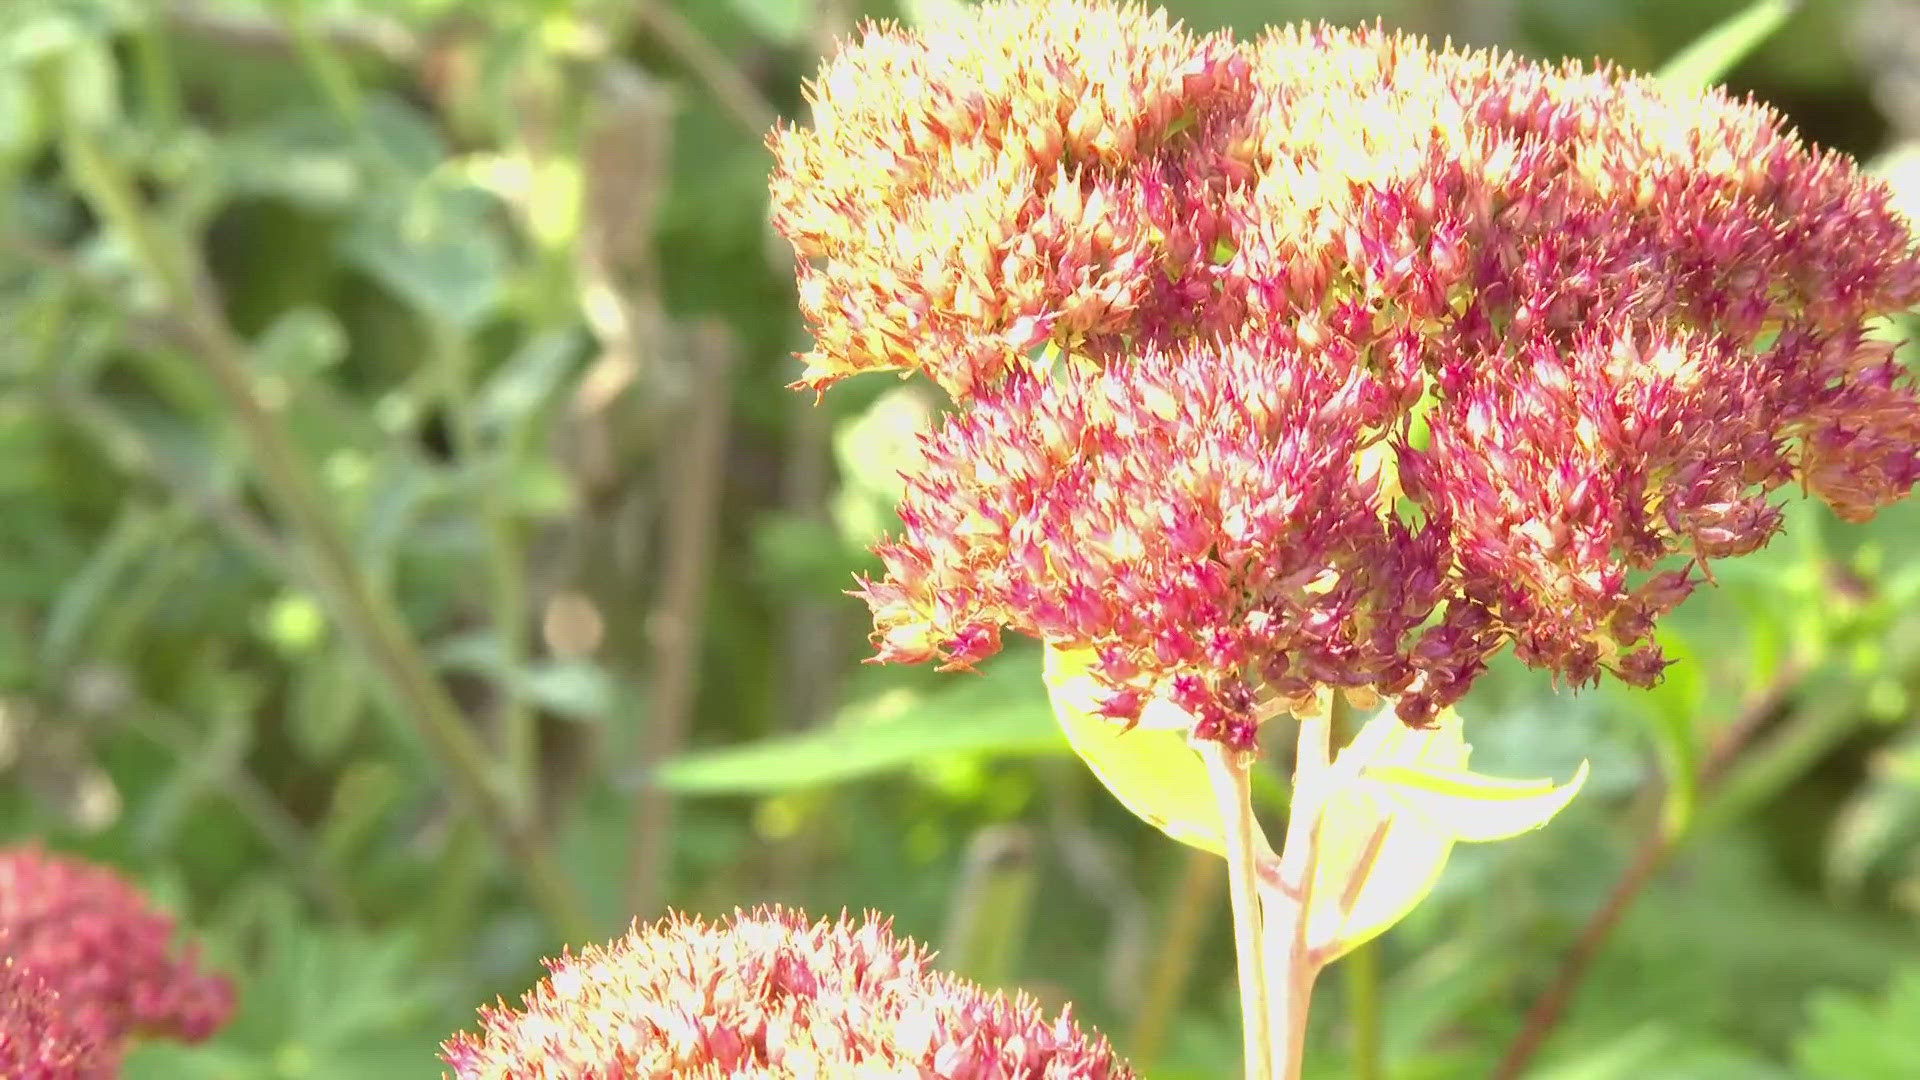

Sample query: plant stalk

[1327,695,1381,1080]
[627,322,735,916]
[1201,741,1274,1080]
[1260,706,1334,1080]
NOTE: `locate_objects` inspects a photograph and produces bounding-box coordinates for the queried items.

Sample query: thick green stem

[61,130,593,944]
[1202,742,1274,1080]
[1260,707,1334,1080]
[1328,696,1381,1080]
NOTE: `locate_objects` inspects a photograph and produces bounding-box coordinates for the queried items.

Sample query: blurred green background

[4,0,1920,1076]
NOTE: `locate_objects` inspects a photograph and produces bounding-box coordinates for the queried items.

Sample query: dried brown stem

[626,321,736,917]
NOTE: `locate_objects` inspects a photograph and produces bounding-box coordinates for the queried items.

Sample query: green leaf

[316,760,402,869]
[1043,643,1227,856]
[431,630,620,722]
[1655,0,1797,93]
[476,329,582,438]
[0,62,42,167]
[519,659,620,722]
[940,824,1039,988]
[39,501,167,671]
[1632,624,1704,835]
[288,642,368,761]
[1795,966,1920,1079]
[135,884,448,1078]
[253,306,347,380]
[656,651,1066,795]
[339,180,505,331]
[53,32,119,132]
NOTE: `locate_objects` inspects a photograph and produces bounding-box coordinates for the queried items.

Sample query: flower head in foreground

[771,4,1920,741]
[441,905,1134,1079]
[0,845,234,1070]
[0,960,105,1079]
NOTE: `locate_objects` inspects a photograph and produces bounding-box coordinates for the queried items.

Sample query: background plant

[3,0,1920,1077]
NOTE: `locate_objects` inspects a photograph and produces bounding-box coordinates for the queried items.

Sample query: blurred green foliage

[3,0,1920,1076]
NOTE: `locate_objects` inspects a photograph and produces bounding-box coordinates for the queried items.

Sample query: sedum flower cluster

[769,1,1920,740]
[0,845,234,1076]
[442,905,1133,1078]
[1,958,104,1079]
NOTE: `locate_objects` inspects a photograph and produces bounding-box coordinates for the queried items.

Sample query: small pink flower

[0,845,234,1071]
[442,906,1134,1078]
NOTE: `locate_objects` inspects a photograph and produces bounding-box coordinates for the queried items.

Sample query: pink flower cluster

[442,906,1133,1078]
[1,959,104,1079]
[769,2,1920,739]
[0,845,234,1076]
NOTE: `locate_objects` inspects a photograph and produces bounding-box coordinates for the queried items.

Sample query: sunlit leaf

[657,651,1067,794]
[1360,759,1589,843]
[1304,707,1587,959]
[1307,784,1454,962]
[1043,644,1226,857]
[1304,707,1467,959]
[0,63,41,166]
[54,33,118,131]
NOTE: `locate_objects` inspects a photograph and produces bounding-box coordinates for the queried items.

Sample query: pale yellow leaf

[1360,760,1590,842]
[1042,644,1226,856]
[1305,707,1587,959]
